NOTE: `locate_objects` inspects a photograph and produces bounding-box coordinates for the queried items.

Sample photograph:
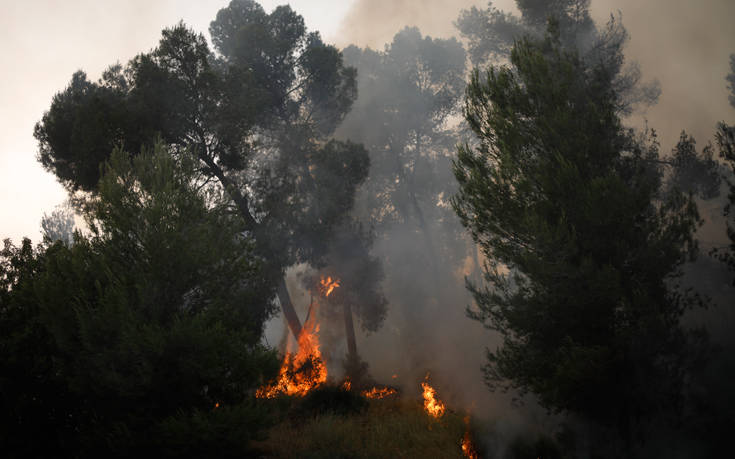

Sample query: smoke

[330,1,735,455]
[335,0,517,49]
[338,0,735,148]
[591,0,735,148]
[260,1,735,454]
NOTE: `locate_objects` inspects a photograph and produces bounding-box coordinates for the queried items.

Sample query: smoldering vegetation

[2,0,734,458]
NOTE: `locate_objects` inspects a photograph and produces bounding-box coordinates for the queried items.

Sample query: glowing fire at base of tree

[461,416,479,458]
[255,324,327,398]
[421,374,446,418]
[256,276,341,399]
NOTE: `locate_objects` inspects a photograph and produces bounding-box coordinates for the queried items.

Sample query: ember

[361,386,398,399]
[421,374,446,418]
[319,275,340,297]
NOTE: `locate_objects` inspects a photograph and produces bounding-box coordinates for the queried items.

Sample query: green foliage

[255,398,466,458]
[0,144,279,457]
[453,30,705,450]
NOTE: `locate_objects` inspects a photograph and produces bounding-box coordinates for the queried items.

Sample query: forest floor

[251,390,472,458]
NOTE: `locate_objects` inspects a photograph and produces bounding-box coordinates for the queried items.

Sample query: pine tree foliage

[1,144,279,457]
[452,28,706,450]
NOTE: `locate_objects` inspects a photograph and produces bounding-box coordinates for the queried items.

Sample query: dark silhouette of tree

[667,132,721,200]
[710,58,735,282]
[716,123,735,282]
[1,144,279,457]
[452,28,707,456]
[456,0,660,115]
[340,27,467,284]
[33,0,370,344]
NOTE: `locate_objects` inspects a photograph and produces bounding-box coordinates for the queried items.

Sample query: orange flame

[319,275,340,297]
[421,375,446,418]
[342,379,352,391]
[255,276,341,399]
[361,386,398,399]
[461,416,479,458]
[256,312,327,398]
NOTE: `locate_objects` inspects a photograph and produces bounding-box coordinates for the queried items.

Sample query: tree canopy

[34,0,372,342]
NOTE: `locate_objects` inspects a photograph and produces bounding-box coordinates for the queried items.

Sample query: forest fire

[461,416,479,458]
[421,375,446,418]
[341,377,397,399]
[319,275,340,297]
[256,277,341,398]
[360,386,398,399]
[255,323,327,398]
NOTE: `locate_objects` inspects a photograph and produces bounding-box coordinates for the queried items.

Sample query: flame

[461,416,479,458]
[319,275,340,297]
[256,315,327,398]
[361,386,398,399]
[256,277,341,399]
[342,379,352,391]
[421,375,446,418]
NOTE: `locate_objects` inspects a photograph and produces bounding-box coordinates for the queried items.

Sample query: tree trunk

[409,134,440,285]
[277,278,303,341]
[200,152,306,345]
[343,302,358,358]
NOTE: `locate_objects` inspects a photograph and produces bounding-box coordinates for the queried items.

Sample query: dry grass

[252,397,468,458]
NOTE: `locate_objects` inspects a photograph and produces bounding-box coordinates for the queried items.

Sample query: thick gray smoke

[335,0,516,49]
[265,1,735,455]
[338,0,735,148]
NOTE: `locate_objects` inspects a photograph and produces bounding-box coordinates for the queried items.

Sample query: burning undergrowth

[255,273,481,457]
[252,388,478,458]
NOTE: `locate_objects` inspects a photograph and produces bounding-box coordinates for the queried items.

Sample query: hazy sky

[2,0,734,244]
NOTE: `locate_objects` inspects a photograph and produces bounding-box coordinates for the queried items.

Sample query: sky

[2,0,734,243]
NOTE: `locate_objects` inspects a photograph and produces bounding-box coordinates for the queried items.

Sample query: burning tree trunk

[256,276,342,398]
